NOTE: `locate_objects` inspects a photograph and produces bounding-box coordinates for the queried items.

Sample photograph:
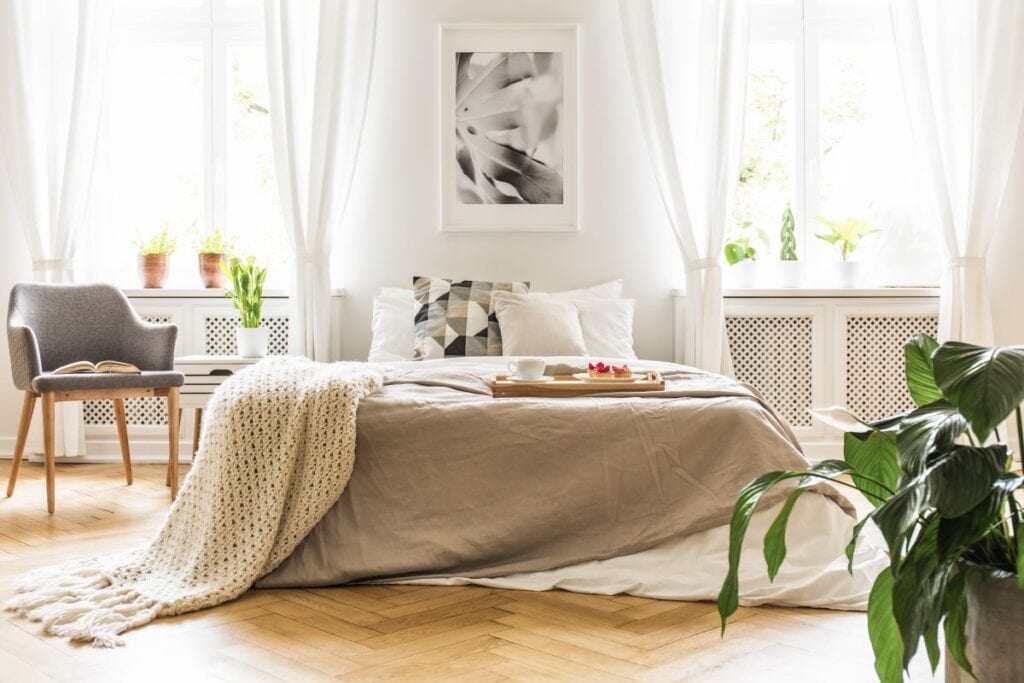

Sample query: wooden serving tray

[491,372,665,398]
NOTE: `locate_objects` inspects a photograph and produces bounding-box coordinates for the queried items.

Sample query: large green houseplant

[717,334,1024,681]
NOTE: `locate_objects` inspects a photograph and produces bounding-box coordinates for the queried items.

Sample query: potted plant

[133,226,177,289]
[724,222,768,289]
[194,227,236,289]
[776,203,802,288]
[814,215,880,288]
[221,255,269,357]
[718,334,1024,682]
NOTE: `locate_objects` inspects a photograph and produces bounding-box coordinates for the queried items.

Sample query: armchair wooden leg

[42,392,56,514]
[113,398,132,485]
[167,388,180,500]
[192,408,202,456]
[167,408,182,487]
[6,392,37,497]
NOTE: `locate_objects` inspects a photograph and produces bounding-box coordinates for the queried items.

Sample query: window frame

[92,0,267,285]
[748,0,896,262]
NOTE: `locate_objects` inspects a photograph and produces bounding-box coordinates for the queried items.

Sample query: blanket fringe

[5,562,159,648]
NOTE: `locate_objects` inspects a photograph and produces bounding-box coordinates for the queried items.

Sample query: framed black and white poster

[441,24,578,232]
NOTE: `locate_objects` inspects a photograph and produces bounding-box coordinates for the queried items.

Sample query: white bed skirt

[375,493,886,611]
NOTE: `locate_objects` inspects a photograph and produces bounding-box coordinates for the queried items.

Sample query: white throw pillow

[368,293,415,362]
[492,292,588,357]
[575,299,637,359]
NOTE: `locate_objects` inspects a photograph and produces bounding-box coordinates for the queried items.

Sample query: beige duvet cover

[258,359,850,588]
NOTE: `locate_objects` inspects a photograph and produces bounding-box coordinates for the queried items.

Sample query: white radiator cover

[675,289,941,460]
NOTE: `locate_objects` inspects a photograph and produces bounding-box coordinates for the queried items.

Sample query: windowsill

[671,286,940,298]
[122,288,346,299]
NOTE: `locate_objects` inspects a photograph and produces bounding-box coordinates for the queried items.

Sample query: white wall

[332,0,681,361]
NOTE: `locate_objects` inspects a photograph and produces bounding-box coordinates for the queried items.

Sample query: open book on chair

[52,360,141,375]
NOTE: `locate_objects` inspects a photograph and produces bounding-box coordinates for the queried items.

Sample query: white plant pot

[775,261,804,288]
[727,261,759,289]
[834,261,864,288]
[236,326,269,357]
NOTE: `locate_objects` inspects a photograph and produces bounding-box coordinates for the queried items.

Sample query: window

[87,0,286,289]
[729,0,943,286]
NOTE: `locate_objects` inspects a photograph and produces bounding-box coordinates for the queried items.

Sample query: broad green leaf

[904,334,942,407]
[923,616,941,673]
[867,568,905,683]
[933,342,1024,443]
[719,471,792,629]
[926,445,1007,518]
[844,430,899,506]
[896,401,967,478]
[872,481,927,554]
[938,474,1022,559]
[891,520,952,668]
[763,462,849,580]
[1017,500,1024,590]
[943,570,974,677]
[718,462,850,630]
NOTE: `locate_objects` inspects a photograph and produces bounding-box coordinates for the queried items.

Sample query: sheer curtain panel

[263,0,379,360]
[890,0,1024,344]
[618,0,749,373]
[0,0,111,456]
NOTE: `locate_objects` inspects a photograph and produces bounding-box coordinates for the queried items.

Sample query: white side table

[175,355,263,456]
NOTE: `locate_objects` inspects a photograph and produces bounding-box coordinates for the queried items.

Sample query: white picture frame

[440,24,579,233]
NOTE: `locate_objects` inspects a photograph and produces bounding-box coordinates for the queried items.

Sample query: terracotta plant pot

[138,254,169,289]
[946,570,1024,682]
[198,253,227,288]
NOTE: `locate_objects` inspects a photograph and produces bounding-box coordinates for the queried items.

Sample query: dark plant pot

[198,253,227,288]
[946,570,1024,682]
[138,254,169,289]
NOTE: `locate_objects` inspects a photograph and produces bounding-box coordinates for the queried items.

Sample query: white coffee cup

[508,358,546,380]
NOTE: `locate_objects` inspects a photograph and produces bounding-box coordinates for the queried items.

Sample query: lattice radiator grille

[844,314,939,421]
[84,315,172,426]
[205,317,290,355]
[725,315,815,427]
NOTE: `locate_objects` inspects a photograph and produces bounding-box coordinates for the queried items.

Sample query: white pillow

[575,299,637,360]
[492,292,588,357]
[368,293,415,362]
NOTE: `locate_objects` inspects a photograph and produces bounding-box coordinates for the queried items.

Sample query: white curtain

[0,0,111,456]
[263,0,378,361]
[619,0,749,373]
[890,0,1024,344]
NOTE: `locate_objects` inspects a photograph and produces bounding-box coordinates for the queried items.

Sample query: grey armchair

[7,283,185,513]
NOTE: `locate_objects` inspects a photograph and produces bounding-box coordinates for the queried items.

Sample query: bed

[258,356,885,610]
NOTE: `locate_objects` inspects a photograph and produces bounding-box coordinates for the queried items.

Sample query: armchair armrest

[8,323,42,391]
[124,319,179,371]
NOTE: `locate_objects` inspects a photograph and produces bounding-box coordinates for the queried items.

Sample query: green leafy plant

[193,227,236,255]
[814,215,880,261]
[220,256,267,329]
[724,221,769,266]
[133,225,178,256]
[780,204,797,261]
[717,334,1024,681]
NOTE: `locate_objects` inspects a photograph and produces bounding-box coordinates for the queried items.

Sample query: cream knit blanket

[5,357,382,647]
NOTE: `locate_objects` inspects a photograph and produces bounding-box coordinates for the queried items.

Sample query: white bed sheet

[369,356,887,611]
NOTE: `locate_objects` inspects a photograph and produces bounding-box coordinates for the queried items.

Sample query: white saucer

[506,375,554,383]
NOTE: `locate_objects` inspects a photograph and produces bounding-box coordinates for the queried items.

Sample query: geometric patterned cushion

[412,276,529,359]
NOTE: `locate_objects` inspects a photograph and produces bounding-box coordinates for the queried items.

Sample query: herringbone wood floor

[0,463,937,682]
